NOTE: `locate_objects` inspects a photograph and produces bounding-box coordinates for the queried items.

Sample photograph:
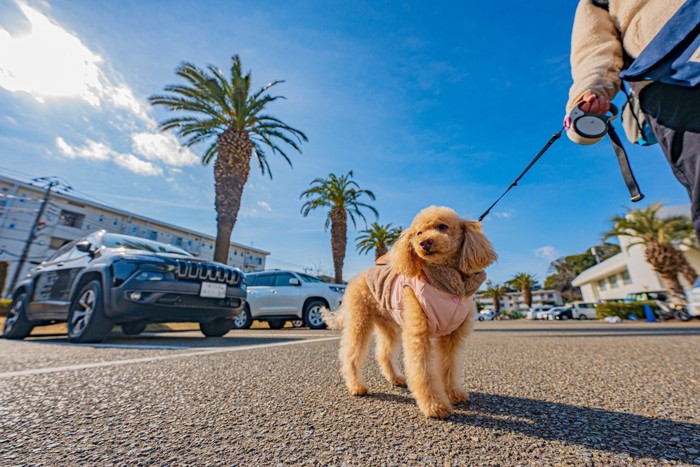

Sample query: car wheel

[478,316,484,321]
[121,321,147,336]
[578,314,587,320]
[561,314,569,320]
[291,320,304,328]
[303,300,327,330]
[267,319,286,330]
[232,305,253,329]
[673,308,691,321]
[200,318,232,337]
[68,280,114,343]
[3,293,34,340]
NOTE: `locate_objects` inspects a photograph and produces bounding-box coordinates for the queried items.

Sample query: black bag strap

[607,123,644,202]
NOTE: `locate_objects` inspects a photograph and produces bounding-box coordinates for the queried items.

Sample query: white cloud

[256,200,272,211]
[535,246,558,260]
[56,137,110,161]
[56,137,161,176]
[493,211,513,219]
[131,132,199,167]
[3,116,17,125]
[114,153,162,176]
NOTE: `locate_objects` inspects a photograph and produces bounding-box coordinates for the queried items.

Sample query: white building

[572,205,700,302]
[0,174,269,296]
[475,288,563,311]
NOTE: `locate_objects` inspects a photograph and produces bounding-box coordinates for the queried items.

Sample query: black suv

[3,230,246,342]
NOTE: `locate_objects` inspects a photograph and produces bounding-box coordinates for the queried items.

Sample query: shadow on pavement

[23,334,308,349]
[477,325,700,336]
[460,393,700,463]
[366,392,699,462]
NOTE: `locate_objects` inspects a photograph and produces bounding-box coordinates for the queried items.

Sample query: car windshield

[102,233,192,256]
[299,273,324,283]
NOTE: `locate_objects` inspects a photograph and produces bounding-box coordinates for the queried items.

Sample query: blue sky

[0,0,689,284]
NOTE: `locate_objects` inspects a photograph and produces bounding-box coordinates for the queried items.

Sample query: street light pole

[6,179,60,295]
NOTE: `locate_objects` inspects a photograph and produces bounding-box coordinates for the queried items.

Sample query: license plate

[200,282,226,298]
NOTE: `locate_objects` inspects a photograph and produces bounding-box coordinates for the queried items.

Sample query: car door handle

[271,290,278,294]
[57,262,65,267]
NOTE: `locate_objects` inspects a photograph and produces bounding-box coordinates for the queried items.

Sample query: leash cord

[478,126,564,222]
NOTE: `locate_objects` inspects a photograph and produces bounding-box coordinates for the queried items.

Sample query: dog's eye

[417,231,423,236]
[437,224,449,232]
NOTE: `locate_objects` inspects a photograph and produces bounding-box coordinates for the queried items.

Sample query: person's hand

[578,91,610,114]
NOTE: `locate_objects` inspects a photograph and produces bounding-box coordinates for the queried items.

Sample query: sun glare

[0,2,106,105]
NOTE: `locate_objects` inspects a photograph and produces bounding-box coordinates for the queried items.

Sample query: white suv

[235,270,344,330]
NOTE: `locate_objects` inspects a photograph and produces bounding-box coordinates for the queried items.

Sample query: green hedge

[0,299,11,317]
[596,301,658,319]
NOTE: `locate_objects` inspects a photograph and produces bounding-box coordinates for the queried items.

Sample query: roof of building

[0,173,270,256]
[571,253,628,286]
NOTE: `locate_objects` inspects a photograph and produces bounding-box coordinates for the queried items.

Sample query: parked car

[237,270,343,330]
[526,305,554,320]
[2,231,246,343]
[552,302,598,320]
[474,310,496,321]
[685,279,700,318]
[545,306,568,320]
[624,291,668,303]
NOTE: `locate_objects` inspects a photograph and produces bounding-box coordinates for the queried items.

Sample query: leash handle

[478,127,564,222]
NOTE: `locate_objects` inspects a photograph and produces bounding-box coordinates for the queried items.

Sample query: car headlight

[328,286,345,294]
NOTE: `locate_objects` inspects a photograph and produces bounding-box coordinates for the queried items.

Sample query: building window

[59,210,85,228]
[148,230,158,241]
[621,269,632,285]
[598,278,608,291]
[609,274,619,288]
[173,237,183,247]
[98,215,104,223]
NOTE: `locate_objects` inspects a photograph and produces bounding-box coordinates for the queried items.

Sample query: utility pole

[7,177,68,294]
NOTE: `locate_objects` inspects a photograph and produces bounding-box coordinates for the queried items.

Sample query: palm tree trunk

[523,288,532,308]
[645,242,692,306]
[213,128,252,264]
[492,296,500,313]
[330,207,347,283]
[375,245,388,261]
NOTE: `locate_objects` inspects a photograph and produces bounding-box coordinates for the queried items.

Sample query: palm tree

[356,222,402,260]
[150,55,307,263]
[508,273,538,308]
[300,171,378,283]
[604,203,698,304]
[481,281,507,313]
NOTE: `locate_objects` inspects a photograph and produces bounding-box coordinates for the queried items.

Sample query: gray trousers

[640,83,700,241]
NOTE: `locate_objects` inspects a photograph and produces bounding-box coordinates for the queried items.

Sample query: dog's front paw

[348,384,369,396]
[420,401,453,419]
[446,388,470,406]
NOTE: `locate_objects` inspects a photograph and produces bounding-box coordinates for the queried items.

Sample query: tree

[544,243,620,301]
[481,281,507,313]
[604,203,698,304]
[150,55,307,263]
[507,273,538,308]
[356,222,402,261]
[300,171,378,283]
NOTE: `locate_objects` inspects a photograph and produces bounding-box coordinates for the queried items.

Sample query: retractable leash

[478,103,644,222]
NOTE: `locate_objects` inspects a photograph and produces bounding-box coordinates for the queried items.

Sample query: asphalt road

[1,320,699,466]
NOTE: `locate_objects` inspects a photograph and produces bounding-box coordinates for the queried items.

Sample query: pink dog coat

[365,266,474,336]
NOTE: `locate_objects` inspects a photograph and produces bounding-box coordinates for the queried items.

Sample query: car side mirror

[289,278,301,286]
[76,241,94,254]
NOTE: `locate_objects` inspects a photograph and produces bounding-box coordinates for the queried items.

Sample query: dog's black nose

[420,238,434,252]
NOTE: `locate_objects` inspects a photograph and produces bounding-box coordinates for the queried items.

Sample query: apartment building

[0,174,269,296]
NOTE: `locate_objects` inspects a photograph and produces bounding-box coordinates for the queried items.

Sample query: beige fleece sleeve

[566,0,624,114]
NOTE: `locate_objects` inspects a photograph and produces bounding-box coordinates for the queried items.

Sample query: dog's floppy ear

[460,220,497,274]
[390,228,421,277]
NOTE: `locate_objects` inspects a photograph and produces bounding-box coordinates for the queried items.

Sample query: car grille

[175,260,242,286]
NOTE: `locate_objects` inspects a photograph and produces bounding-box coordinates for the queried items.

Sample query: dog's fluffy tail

[321,305,345,330]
